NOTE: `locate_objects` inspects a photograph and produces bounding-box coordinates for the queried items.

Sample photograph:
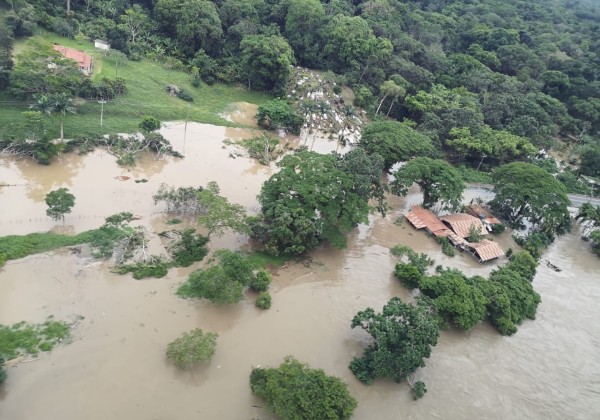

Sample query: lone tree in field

[166,328,218,370]
[250,356,357,419]
[45,188,75,222]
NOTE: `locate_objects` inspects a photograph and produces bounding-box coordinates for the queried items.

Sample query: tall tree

[284,0,326,67]
[240,34,294,93]
[375,80,405,116]
[359,121,434,170]
[31,92,76,142]
[391,157,465,211]
[491,162,571,235]
[120,5,149,44]
[252,149,385,255]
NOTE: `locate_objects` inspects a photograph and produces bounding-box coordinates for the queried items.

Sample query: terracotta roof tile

[440,213,488,238]
[467,239,505,261]
[53,45,92,69]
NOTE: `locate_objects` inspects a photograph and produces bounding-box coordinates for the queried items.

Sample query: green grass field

[0,33,272,139]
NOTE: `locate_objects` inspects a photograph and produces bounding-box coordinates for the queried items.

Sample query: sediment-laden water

[0,119,599,420]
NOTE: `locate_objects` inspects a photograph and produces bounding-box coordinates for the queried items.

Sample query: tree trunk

[60,113,65,142]
[375,94,388,116]
[66,0,71,14]
[386,98,396,116]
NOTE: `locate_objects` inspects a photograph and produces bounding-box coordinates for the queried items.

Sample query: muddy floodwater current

[1,121,599,419]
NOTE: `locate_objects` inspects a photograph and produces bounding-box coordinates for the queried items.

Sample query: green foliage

[177,250,255,304]
[239,133,282,165]
[166,329,217,370]
[250,270,271,292]
[394,262,423,289]
[197,181,249,238]
[0,319,69,360]
[412,381,427,400]
[169,228,209,267]
[390,245,434,274]
[45,188,75,221]
[0,355,6,384]
[507,251,538,281]
[176,88,194,102]
[114,257,170,280]
[455,166,493,184]
[256,99,303,135]
[153,184,205,215]
[350,297,439,384]
[138,115,161,132]
[255,292,272,310]
[418,270,489,330]
[437,236,456,257]
[467,224,483,243]
[250,356,357,420]
[391,157,465,211]
[241,34,294,93]
[359,121,434,170]
[491,163,571,235]
[254,150,385,255]
[490,223,506,234]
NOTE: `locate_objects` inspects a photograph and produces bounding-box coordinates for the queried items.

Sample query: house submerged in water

[405,206,505,263]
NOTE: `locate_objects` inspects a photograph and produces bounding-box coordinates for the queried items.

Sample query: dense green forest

[0,0,599,177]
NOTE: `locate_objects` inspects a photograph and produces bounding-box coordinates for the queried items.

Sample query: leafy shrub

[177,89,194,102]
[250,357,357,420]
[412,381,427,400]
[250,270,271,292]
[166,329,217,370]
[394,262,423,288]
[169,229,209,267]
[490,223,506,234]
[256,99,303,135]
[177,250,256,304]
[390,245,434,274]
[114,256,170,280]
[255,292,272,309]
[436,236,456,256]
[0,319,69,359]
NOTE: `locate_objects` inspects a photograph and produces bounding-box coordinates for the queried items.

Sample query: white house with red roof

[53,45,93,75]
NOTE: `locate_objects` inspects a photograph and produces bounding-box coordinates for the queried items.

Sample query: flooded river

[1,118,599,419]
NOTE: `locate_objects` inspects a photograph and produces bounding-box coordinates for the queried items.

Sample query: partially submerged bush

[250,269,271,292]
[250,357,357,419]
[255,291,272,309]
[166,329,218,370]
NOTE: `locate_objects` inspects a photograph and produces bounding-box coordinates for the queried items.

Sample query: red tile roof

[53,45,92,69]
[466,204,501,225]
[406,206,447,235]
[440,213,488,239]
[466,239,505,262]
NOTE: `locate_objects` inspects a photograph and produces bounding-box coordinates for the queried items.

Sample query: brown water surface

[1,122,599,420]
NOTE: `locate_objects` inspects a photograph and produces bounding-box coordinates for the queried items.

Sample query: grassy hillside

[0,33,271,139]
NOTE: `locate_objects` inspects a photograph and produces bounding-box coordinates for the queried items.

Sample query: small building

[94,39,111,51]
[405,206,466,246]
[466,204,501,231]
[465,239,505,262]
[53,45,93,75]
[440,213,488,239]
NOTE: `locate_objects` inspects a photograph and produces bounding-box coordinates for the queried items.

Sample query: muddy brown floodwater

[1,121,600,420]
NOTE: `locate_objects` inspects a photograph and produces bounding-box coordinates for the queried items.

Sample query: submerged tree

[391,157,465,211]
[349,297,439,385]
[251,356,357,420]
[196,181,248,238]
[30,92,76,142]
[45,188,75,222]
[166,328,217,370]
[491,162,571,235]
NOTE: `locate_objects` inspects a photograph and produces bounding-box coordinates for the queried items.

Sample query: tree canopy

[45,188,75,222]
[252,149,385,255]
[359,121,434,170]
[391,157,465,211]
[491,162,571,235]
[251,356,357,420]
[349,297,440,384]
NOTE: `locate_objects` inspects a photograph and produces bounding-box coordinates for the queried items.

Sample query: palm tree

[31,93,76,142]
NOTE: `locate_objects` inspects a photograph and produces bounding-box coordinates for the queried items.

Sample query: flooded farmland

[1,120,599,420]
